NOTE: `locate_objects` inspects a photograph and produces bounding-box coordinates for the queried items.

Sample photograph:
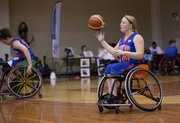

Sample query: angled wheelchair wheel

[97,75,115,110]
[125,68,163,112]
[6,66,42,98]
[97,75,107,99]
[97,74,126,110]
[0,65,3,81]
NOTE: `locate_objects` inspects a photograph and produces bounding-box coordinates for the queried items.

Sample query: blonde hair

[124,15,137,32]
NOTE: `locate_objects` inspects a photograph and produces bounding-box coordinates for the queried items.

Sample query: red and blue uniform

[11,37,34,67]
[105,32,144,74]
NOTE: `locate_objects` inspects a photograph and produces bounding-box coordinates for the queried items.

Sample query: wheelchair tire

[125,68,163,112]
[97,75,126,110]
[6,66,42,98]
[97,75,107,99]
[97,75,116,109]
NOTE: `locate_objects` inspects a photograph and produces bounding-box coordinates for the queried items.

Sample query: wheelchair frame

[159,56,180,75]
[0,60,43,99]
[97,65,163,113]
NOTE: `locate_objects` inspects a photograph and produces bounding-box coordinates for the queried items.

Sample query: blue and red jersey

[104,32,144,74]
[118,32,144,64]
[11,37,34,60]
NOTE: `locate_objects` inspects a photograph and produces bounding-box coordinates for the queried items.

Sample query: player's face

[120,17,132,33]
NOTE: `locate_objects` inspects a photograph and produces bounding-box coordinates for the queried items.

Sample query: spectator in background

[80,45,94,57]
[144,49,153,62]
[80,45,87,57]
[98,43,118,76]
[160,40,179,75]
[149,42,163,71]
[98,43,118,68]
[149,42,163,55]
[98,49,115,61]
[144,48,153,71]
[98,43,118,63]
[165,40,178,57]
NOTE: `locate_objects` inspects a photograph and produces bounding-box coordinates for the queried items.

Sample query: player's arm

[95,32,115,54]
[12,40,32,73]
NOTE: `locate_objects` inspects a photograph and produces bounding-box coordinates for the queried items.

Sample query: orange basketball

[88,14,105,31]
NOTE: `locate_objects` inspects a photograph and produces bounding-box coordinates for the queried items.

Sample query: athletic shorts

[104,62,138,74]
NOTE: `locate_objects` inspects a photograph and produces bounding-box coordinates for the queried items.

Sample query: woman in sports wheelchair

[0,28,42,98]
[95,15,163,113]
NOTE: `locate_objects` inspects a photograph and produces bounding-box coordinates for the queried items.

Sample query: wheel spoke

[7,66,42,98]
[26,82,38,90]
[125,68,162,112]
[26,74,38,81]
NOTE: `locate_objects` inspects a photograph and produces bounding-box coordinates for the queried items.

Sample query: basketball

[88,14,105,31]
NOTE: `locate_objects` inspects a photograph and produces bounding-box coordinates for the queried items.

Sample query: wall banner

[52,1,61,58]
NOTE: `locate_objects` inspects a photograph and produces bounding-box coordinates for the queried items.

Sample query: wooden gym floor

[0,74,180,123]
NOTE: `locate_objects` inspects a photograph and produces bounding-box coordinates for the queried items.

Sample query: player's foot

[102,93,123,101]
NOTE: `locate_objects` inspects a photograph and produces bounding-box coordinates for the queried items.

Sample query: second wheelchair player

[95,15,145,101]
[0,28,35,93]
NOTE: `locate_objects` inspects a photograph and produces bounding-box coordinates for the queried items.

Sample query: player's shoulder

[134,33,144,40]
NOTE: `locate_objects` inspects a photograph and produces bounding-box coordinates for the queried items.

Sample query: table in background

[59,57,99,76]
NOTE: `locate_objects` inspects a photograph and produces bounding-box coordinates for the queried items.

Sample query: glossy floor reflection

[0,75,180,123]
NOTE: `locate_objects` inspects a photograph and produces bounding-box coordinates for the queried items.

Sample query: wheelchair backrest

[132,64,149,79]
[160,57,175,72]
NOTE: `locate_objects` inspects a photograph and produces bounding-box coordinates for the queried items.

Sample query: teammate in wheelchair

[0,28,42,98]
[0,28,34,73]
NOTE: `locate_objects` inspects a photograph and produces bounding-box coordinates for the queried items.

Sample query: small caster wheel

[38,93,43,98]
[98,106,103,113]
[158,105,161,110]
[129,104,133,108]
[115,108,120,114]
[1,95,5,100]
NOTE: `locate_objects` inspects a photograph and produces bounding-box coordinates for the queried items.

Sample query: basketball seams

[88,24,102,30]
[92,15,104,24]
[88,14,105,31]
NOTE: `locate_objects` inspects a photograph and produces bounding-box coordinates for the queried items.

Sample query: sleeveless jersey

[11,37,34,60]
[118,32,144,64]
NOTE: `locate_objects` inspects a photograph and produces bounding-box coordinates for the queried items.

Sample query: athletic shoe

[102,93,123,101]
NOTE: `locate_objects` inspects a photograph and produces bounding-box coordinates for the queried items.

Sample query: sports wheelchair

[159,56,180,75]
[0,59,43,99]
[97,64,163,113]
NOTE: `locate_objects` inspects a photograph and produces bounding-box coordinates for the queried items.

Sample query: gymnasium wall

[0,0,11,60]
[7,0,152,67]
[1,0,180,68]
[160,0,180,51]
[9,0,57,65]
[60,0,151,56]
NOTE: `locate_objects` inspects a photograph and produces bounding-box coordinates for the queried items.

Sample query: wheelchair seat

[105,64,149,79]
